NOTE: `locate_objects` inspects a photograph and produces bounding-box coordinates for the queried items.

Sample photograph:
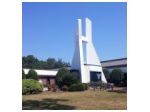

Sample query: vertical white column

[71,19,82,70]
[86,18,101,65]
[77,19,86,83]
[86,18,92,42]
[77,19,82,37]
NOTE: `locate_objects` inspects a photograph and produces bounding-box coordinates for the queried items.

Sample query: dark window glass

[90,71,101,82]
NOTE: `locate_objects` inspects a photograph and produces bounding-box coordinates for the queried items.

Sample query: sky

[22,2,127,63]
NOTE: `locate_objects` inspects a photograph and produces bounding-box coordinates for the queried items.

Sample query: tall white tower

[71,18,107,83]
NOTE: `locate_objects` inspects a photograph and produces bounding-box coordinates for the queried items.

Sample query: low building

[23,58,127,86]
[24,69,57,86]
[101,58,127,74]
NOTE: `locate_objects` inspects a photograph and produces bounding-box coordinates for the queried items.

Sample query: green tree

[22,69,26,79]
[56,68,70,88]
[103,68,110,82]
[71,71,80,82]
[22,55,70,69]
[26,69,38,80]
[46,58,56,69]
[22,55,38,68]
[56,68,79,88]
[110,69,123,84]
[63,74,79,87]
[36,60,47,69]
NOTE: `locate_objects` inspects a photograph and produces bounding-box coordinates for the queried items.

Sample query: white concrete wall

[23,69,58,76]
[71,18,107,83]
[83,65,107,83]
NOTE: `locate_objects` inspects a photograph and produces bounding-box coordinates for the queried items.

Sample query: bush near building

[56,68,89,92]
[56,68,79,89]
[63,73,79,87]
[68,83,87,91]
[82,83,88,90]
[26,69,38,80]
[70,70,81,81]
[56,68,70,88]
[103,68,110,82]
[61,85,69,91]
[122,73,127,86]
[103,68,127,87]
[110,69,124,85]
[22,79,43,95]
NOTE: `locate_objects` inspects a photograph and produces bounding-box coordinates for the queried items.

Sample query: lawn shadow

[22,98,76,110]
[108,87,127,93]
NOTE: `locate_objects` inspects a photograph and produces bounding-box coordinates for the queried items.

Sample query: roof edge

[101,58,127,63]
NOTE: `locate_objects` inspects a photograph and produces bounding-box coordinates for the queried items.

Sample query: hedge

[56,68,79,88]
[68,83,88,92]
[82,83,88,90]
[22,79,43,95]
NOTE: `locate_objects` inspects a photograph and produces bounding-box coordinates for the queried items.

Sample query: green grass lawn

[22,89,127,110]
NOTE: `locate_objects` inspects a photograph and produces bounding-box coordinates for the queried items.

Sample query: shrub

[110,69,123,85]
[61,85,69,91]
[26,69,38,80]
[56,68,79,88]
[82,83,88,90]
[22,79,43,95]
[56,68,70,88]
[68,83,85,92]
[103,68,110,82]
[22,69,26,79]
[63,74,79,87]
[122,73,127,87]
[70,70,81,82]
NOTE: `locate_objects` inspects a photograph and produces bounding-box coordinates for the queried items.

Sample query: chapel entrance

[90,71,101,82]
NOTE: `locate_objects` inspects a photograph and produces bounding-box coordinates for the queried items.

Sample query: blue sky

[22,2,127,63]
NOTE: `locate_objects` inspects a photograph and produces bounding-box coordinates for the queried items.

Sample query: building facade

[24,69,56,86]
[101,58,127,74]
[23,58,127,86]
[71,18,107,83]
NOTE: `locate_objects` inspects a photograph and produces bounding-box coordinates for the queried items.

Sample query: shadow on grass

[108,87,127,93]
[22,98,76,110]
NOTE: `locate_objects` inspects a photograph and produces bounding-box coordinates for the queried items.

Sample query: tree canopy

[26,69,38,80]
[56,68,79,88]
[22,55,70,69]
[110,69,123,84]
